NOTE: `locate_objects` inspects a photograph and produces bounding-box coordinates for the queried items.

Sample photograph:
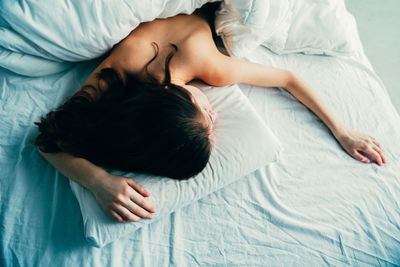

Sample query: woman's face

[182,85,218,127]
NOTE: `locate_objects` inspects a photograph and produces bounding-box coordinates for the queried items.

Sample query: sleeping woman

[35,3,386,223]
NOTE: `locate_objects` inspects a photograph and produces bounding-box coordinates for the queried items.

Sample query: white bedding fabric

[71,82,282,248]
[0,0,215,64]
[216,0,359,58]
[1,0,400,266]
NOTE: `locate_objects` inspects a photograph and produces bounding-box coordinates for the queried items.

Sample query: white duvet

[1,0,400,266]
[0,0,220,79]
[1,0,356,69]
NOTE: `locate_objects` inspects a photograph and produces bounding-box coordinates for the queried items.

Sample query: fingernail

[148,214,153,219]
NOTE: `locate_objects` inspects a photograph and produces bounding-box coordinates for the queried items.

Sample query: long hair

[35,43,212,179]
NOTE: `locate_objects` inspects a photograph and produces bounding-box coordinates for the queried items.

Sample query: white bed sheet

[2,10,400,267]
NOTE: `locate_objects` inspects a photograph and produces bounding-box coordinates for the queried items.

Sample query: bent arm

[39,150,107,191]
[39,150,156,222]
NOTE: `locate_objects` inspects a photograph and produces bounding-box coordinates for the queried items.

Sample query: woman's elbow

[285,71,299,91]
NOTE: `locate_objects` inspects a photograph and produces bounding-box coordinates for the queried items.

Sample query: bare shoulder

[172,28,224,84]
[109,36,155,75]
[194,49,293,88]
[189,45,236,86]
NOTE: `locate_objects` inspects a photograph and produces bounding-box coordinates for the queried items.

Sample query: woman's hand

[90,172,156,223]
[37,151,156,223]
[334,129,386,166]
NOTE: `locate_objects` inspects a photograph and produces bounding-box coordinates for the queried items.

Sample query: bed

[1,0,400,266]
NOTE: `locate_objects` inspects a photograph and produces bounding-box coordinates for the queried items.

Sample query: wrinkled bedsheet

[1,3,400,267]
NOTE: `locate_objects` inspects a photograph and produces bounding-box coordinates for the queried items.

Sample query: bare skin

[39,7,386,224]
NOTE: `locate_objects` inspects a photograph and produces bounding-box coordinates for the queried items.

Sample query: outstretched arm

[39,150,156,223]
[200,54,386,165]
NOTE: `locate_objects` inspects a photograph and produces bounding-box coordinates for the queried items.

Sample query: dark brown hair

[35,43,212,179]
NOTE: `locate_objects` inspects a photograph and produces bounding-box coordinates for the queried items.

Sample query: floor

[345,0,400,114]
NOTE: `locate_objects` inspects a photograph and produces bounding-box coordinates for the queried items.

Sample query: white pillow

[264,0,359,56]
[215,0,358,58]
[70,82,283,248]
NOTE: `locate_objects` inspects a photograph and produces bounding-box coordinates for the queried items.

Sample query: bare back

[79,5,223,93]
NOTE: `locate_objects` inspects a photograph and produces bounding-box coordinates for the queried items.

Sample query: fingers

[371,139,381,148]
[369,136,386,163]
[127,179,151,197]
[370,139,386,162]
[365,136,386,165]
[371,143,386,164]
[356,139,384,166]
[97,175,157,224]
[354,146,385,166]
[126,192,154,220]
[365,146,383,166]
[109,180,156,223]
[114,204,143,222]
[116,192,154,220]
[352,150,370,163]
[109,205,144,224]
[109,210,126,223]
[340,131,386,166]
[371,137,384,152]
[130,193,156,215]
[126,179,157,213]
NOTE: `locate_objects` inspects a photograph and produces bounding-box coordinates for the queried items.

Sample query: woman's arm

[35,48,159,223]
[280,73,385,166]
[200,54,386,165]
[39,150,156,223]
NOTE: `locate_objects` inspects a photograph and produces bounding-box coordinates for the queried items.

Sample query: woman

[35,3,386,224]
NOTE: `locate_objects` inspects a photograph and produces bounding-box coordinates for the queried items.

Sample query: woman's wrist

[331,125,349,141]
[82,166,109,192]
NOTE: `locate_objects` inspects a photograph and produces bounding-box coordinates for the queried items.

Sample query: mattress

[1,9,400,267]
